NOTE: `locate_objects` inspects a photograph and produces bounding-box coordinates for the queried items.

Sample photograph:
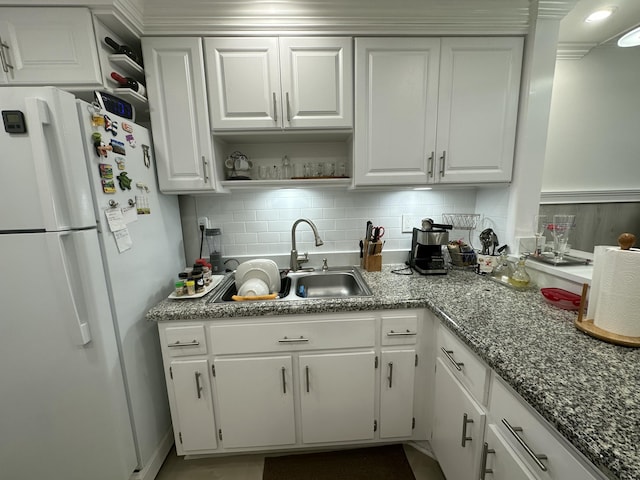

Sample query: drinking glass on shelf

[550,214,575,262]
[532,214,548,255]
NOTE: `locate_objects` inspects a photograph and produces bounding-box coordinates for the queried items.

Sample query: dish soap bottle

[509,256,530,288]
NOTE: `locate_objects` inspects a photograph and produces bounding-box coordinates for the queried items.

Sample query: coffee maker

[410,226,450,275]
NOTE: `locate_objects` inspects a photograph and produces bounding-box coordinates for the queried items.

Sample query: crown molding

[540,189,640,204]
[534,0,579,20]
[556,42,597,60]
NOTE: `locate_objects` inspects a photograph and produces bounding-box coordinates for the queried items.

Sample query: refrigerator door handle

[26,97,60,231]
[55,231,92,345]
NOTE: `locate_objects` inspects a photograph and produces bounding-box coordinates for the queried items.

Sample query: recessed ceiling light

[618,26,640,47]
[585,8,614,23]
[413,187,433,191]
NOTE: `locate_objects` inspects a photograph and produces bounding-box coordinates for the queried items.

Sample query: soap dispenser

[509,256,531,288]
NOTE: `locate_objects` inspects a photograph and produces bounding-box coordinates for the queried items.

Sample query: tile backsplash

[180,187,508,264]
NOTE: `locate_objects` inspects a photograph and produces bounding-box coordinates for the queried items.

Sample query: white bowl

[235,259,280,293]
[237,278,269,297]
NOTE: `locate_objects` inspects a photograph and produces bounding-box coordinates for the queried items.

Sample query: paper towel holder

[575,280,640,348]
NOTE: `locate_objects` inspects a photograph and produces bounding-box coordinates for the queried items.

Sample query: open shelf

[109,54,145,82]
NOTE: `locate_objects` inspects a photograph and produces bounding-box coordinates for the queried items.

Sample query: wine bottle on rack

[104,37,142,67]
[110,72,146,97]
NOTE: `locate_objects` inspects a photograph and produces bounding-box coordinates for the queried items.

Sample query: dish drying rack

[441,213,481,247]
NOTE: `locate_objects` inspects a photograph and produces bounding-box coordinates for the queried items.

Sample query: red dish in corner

[540,287,583,311]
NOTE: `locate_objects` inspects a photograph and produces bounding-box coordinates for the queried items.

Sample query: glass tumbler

[532,214,547,255]
[551,214,575,262]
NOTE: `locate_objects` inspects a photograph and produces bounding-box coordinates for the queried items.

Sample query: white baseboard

[130,429,174,480]
[405,440,436,459]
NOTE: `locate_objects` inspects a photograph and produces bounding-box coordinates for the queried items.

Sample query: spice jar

[174,281,185,296]
[192,272,205,293]
[185,280,196,296]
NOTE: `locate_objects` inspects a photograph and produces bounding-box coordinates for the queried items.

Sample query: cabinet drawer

[381,313,418,345]
[164,325,207,357]
[489,377,601,480]
[210,318,376,355]
[437,324,489,404]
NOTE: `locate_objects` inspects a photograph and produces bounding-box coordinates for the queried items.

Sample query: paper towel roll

[589,247,640,337]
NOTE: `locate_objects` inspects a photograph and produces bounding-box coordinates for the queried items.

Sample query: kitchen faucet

[290,219,324,271]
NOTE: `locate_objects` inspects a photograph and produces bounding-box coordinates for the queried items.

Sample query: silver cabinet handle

[439,151,446,177]
[281,366,287,394]
[305,365,310,393]
[480,442,495,480]
[387,362,394,388]
[278,336,309,343]
[427,151,435,178]
[201,156,209,183]
[195,371,203,399]
[272,92,278,122]
[0,37,13,72]
[285,92,291,122]
[387,329,417,337]
[168,340,200,348]
[441,347,464,371]
[461,413,474,447]
[502,418,548,471]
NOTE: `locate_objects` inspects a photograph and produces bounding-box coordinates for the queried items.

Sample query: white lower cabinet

[432,357,486,480]
[482,424,537,480]
[299,351,376,444]
[379,349,416,439]
[169,359,218,452]
[213,356,295,449]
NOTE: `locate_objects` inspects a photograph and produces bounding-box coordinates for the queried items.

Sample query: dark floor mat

[262,444,416,480]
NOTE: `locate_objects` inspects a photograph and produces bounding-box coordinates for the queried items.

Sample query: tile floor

[156,444,446,480]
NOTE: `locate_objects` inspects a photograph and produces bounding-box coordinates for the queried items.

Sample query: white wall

[543,46,640,192]
[182,188,495,264]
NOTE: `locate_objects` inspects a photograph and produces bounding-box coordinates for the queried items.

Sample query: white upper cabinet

[354,37,523,186]
[142,37,217,193]
[0,8,101,86]
[435,37,523,184]
[354,38,441,185]
[205,37,353,130]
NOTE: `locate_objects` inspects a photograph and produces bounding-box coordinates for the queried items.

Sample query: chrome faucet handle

[322,258,329,271]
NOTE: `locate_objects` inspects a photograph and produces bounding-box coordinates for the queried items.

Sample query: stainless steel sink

[208,266,372,303]
[291,268,373,299]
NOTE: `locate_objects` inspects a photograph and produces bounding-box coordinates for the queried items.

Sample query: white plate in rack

[168,275,225,299]
[235,259,280,293]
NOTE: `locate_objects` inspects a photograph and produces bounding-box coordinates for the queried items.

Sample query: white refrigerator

[0,87,185,480]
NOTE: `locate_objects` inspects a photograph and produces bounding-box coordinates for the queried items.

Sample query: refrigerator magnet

[136,195,150,215]
[125,134,136,148]
[93,132,113,157]
[101,179,116,194]
[99,163,113,179]
[116,172,132,190]
[122,122,133,133]
[115,157,125,170]
[142,144,151,168]
[91,113,105,127]
[109,139,126,155]
[103,115,118,136]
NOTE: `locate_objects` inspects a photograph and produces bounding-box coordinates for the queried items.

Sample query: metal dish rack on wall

[442,213,481,268]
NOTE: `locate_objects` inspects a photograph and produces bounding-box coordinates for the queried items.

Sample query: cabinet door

[205,37,281,130]
[379,349,416,439]
[354,37,440,185]
[0,8,101,86]
[142,37,216,192]
[483,425,537,480]
[435,37,523,183]
[279,37,353,129]
[213,356,295,449]
[299,351,376,443]
[170,359,217,452]
[432,357,486,480]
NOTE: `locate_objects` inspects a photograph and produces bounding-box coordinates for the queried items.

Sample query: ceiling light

[413,187,433,191]
[585,8,614,23]
[618,26,640,47]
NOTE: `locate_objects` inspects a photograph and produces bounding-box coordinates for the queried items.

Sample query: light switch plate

[402,214,422,233]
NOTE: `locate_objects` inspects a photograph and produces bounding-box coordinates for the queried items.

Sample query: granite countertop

[146,265,639,480]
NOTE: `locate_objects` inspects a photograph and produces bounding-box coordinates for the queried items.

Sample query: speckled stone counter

[146,265,639,480]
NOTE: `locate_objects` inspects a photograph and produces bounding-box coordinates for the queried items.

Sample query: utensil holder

[362,240,383,272]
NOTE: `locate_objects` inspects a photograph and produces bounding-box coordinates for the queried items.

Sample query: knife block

[362,240,383,272]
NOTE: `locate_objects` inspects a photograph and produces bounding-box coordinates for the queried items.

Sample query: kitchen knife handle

[272,92,278,122]
[439,151,446,177]
[427,151,434,178]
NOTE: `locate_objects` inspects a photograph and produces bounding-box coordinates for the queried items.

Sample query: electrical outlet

[402,214,421,233]
[197,217,210,229]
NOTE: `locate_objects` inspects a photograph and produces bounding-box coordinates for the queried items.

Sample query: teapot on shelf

[225,151,253,180]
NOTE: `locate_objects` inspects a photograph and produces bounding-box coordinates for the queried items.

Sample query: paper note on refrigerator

[121,205,138,224]
[105,208,126,232]
[113,228,133,253]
